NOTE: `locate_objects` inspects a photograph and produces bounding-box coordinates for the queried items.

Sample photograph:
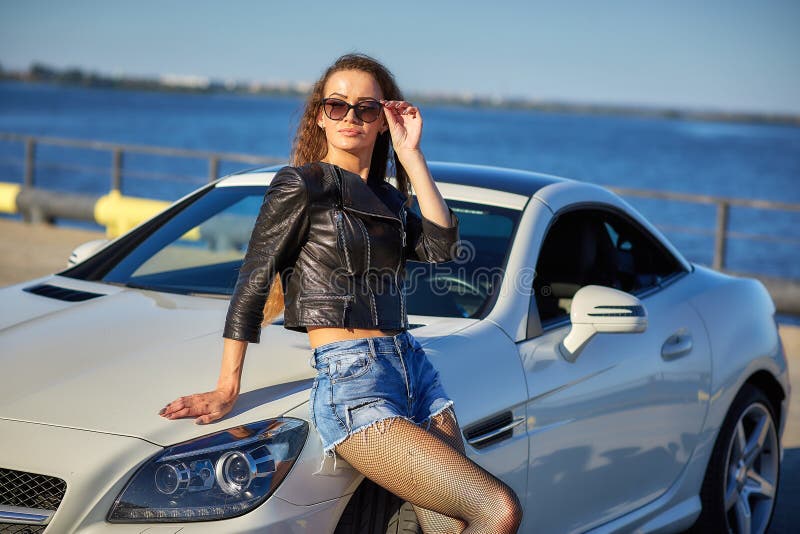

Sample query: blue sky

[1,0,798,114]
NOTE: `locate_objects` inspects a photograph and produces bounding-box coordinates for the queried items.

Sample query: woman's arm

[382,100,455,228]
[160,168,310,424]
[158,337,246,424]
[223,167,310,343]
[382,100,459,263]
[398,150,455,228]
[402,200,460,263]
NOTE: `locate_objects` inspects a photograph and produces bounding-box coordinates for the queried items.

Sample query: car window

[405,199,520,319]
[533,207,685,325]
[101,188,263,294]
[129,197,262,278]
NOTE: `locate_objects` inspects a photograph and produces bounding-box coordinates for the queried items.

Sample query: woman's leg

[411,406,468,533]
[333,408,523,533]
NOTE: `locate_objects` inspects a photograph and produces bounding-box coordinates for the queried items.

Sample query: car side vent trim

[22,283,106,302]
[463,411,524,449]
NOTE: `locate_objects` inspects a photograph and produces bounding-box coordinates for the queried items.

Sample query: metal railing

[0,132,283,191]
[605,186,800,272]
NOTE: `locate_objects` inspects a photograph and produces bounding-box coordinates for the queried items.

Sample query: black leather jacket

[222,161,460,343]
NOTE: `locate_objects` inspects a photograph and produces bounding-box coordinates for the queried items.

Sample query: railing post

[208,156,220,183]
[112,147,123,192]
[713,200,730,271]
[24,137,36,187]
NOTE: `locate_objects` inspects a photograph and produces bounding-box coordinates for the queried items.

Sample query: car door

[403,196,531,511]
[303,190,531,526]
[426,320,530,513]
[518,206,712,533]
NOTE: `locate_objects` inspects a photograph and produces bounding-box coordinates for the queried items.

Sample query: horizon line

[2,60,799,125]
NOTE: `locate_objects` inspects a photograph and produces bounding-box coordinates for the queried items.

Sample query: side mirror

[558,285,648,363]
[68,238,110,267]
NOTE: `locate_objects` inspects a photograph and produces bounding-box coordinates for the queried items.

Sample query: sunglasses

[321,97,383,123]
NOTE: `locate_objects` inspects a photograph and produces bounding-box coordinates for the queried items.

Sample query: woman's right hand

[158,388,238,425]
[161,333,247,424]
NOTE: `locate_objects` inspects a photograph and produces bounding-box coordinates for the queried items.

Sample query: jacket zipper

[398,204,407,327]
[400,206,407,248]
[330,167,355,272]
[334,210,353,272]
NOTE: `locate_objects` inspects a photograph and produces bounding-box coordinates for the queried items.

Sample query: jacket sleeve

[403,203,460,263]
[223,167,310,343]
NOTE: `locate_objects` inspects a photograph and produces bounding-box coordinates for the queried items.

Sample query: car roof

[427,162,569,197]
[227,161,569,198]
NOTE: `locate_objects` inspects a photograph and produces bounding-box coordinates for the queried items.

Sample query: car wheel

[690,383,781,534]
[334,478,421,534]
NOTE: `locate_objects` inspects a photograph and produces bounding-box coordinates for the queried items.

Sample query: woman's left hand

[381,100,423,156]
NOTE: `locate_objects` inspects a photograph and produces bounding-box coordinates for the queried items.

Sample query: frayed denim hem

[318,399,455,474]
[419,398,455,431]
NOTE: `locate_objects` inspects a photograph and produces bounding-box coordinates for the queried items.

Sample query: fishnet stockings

[334,406,523,533]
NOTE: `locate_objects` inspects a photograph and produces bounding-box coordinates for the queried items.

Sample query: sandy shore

[0,218,106,284]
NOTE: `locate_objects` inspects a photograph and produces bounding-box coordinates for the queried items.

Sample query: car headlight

[108,418,307,522]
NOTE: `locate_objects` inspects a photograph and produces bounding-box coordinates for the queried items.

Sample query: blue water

[1,81,799,279]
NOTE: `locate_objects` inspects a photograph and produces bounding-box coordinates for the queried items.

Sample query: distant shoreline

[2,64,798,127]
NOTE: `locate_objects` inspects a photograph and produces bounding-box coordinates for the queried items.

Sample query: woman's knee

[495,483,523,531]
[473,479,522,532]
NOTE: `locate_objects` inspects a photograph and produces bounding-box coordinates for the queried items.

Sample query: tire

[688,383,781,534]
[334,478,422,534]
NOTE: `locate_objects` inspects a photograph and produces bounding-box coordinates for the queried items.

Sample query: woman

[159,53,522,533]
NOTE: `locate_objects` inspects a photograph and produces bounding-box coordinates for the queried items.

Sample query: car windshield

[88,185,521,319]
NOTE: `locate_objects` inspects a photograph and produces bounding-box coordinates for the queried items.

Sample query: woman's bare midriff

[307,326,404,349]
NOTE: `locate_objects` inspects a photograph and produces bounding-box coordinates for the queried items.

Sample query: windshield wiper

[186,290,230,299]
[124,282,190,295]
[124,282,230,298]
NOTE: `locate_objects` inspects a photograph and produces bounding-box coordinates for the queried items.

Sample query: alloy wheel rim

[723,402,779,534]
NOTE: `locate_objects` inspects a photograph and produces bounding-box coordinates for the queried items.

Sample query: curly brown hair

[261,52,412,327]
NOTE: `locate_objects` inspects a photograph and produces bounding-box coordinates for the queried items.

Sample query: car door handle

[661,328,693,361]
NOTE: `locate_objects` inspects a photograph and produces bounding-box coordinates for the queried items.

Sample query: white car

[0,162,790,534]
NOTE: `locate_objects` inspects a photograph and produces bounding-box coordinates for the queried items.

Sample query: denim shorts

[308,330,454,468]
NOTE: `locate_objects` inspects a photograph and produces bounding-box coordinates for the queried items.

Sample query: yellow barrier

[94,190,200,240]
[0,182,21,214]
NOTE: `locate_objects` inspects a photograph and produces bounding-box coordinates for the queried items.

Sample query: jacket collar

[325,163,401,222]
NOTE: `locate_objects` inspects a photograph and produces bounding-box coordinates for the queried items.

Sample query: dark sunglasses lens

[356,102,381,123]
[324,99,348,120]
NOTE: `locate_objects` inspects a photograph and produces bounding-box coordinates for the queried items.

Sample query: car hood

[0,276,475,446]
